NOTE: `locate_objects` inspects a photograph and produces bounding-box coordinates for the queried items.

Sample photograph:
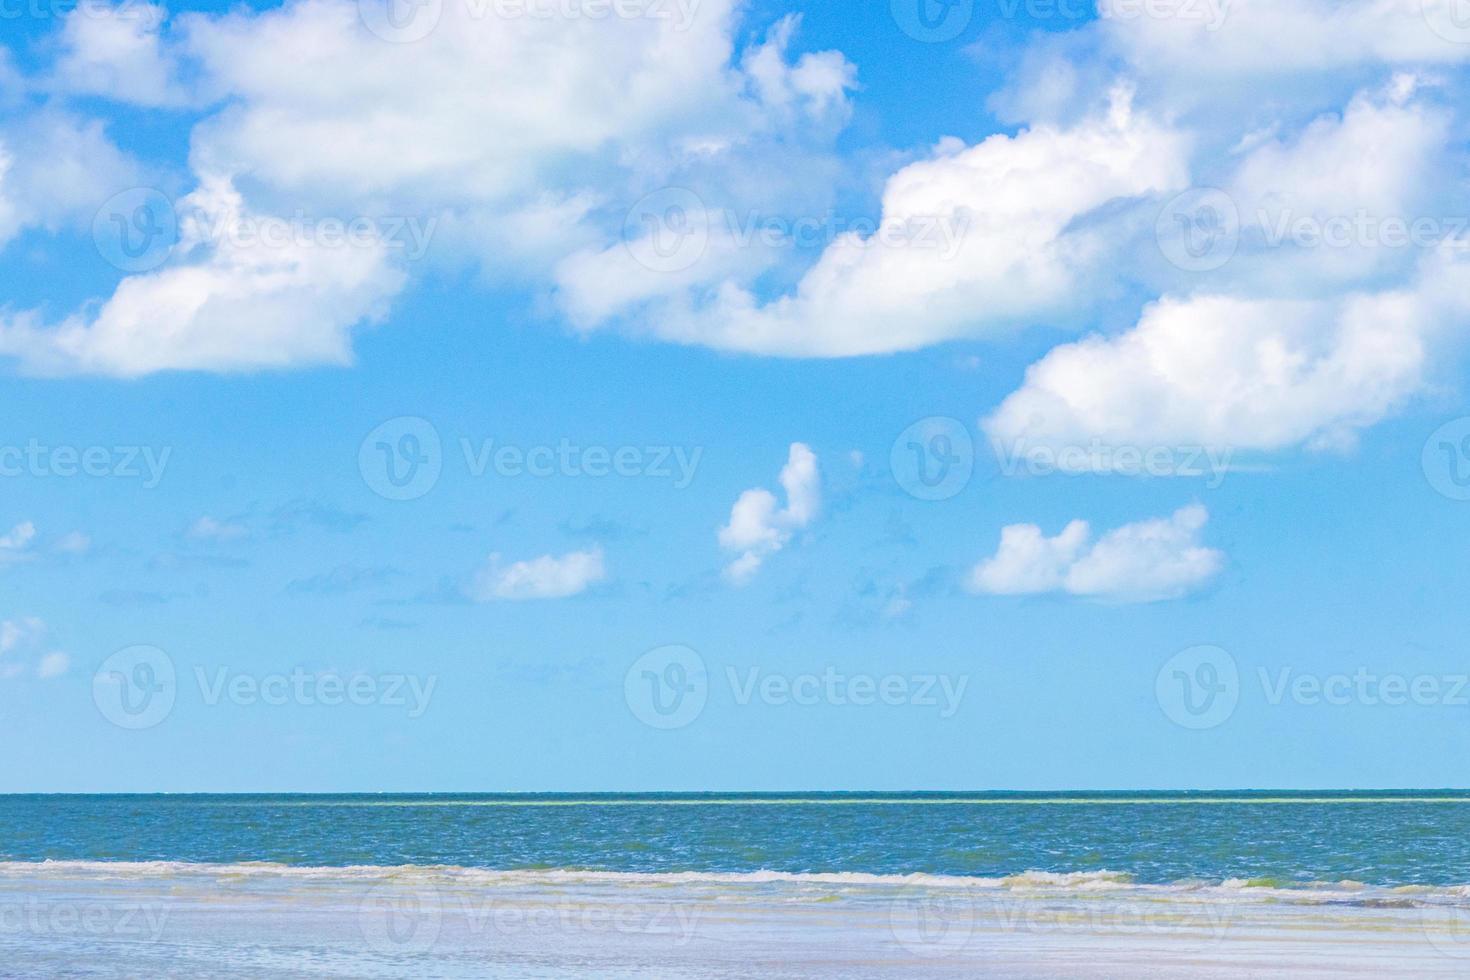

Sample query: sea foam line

[1,861,1467,907]
[186,795,1470,807]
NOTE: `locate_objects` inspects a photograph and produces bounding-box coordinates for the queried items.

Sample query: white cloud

[0,616,46,654]
[0,111,140,250]
[1099,0,1470,78]
[984,245,1470,463]
[469,547,606,601]
[1220,77,1452,290]
[180,4,849,208]
[36,651,70,679]
[187,515,250,542]
[0,177,405,376]
[969,505,1222,602]
[0,1,854,376]
[563,87,1189,355]
[718,442,819,583]
[1232,79,1443,221]
[0,521,36,564]
[52,2,190,107]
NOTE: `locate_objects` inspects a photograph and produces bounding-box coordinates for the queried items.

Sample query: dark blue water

[6,791,1470,886]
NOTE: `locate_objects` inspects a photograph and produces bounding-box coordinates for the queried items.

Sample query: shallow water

[7,791,1470,886]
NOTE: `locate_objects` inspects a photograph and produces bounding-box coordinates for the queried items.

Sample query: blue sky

[2,0,1470,791]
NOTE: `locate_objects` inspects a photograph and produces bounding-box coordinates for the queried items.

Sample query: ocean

[5,792,1470,976]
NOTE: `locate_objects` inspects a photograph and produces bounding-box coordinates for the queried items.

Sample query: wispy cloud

[468,547,607,602]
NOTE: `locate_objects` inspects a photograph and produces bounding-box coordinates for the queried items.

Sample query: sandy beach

[4,861,1469,978]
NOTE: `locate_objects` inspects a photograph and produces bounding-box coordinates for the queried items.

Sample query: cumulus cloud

[0,0,854,376]
[51,2,190,107]
[1099,0,1470,78]
[1220,77,1452,290]
[563,86,1189,355]
[718,442,819,583]
[0,111,140,250]
[984,245,1470,464]
[0,177,405,376]
[469,547,606,601]
[179,0,845,205]
[969,505,1222,602]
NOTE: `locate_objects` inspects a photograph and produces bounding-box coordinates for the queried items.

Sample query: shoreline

[4,862,1470,977]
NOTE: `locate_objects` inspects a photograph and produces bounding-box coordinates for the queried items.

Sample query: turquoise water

[7,791,1470,887]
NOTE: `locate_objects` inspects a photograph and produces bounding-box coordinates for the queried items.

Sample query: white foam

[1,860,1466,908]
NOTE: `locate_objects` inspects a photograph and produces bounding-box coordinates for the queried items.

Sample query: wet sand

[3,862,1469,977]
